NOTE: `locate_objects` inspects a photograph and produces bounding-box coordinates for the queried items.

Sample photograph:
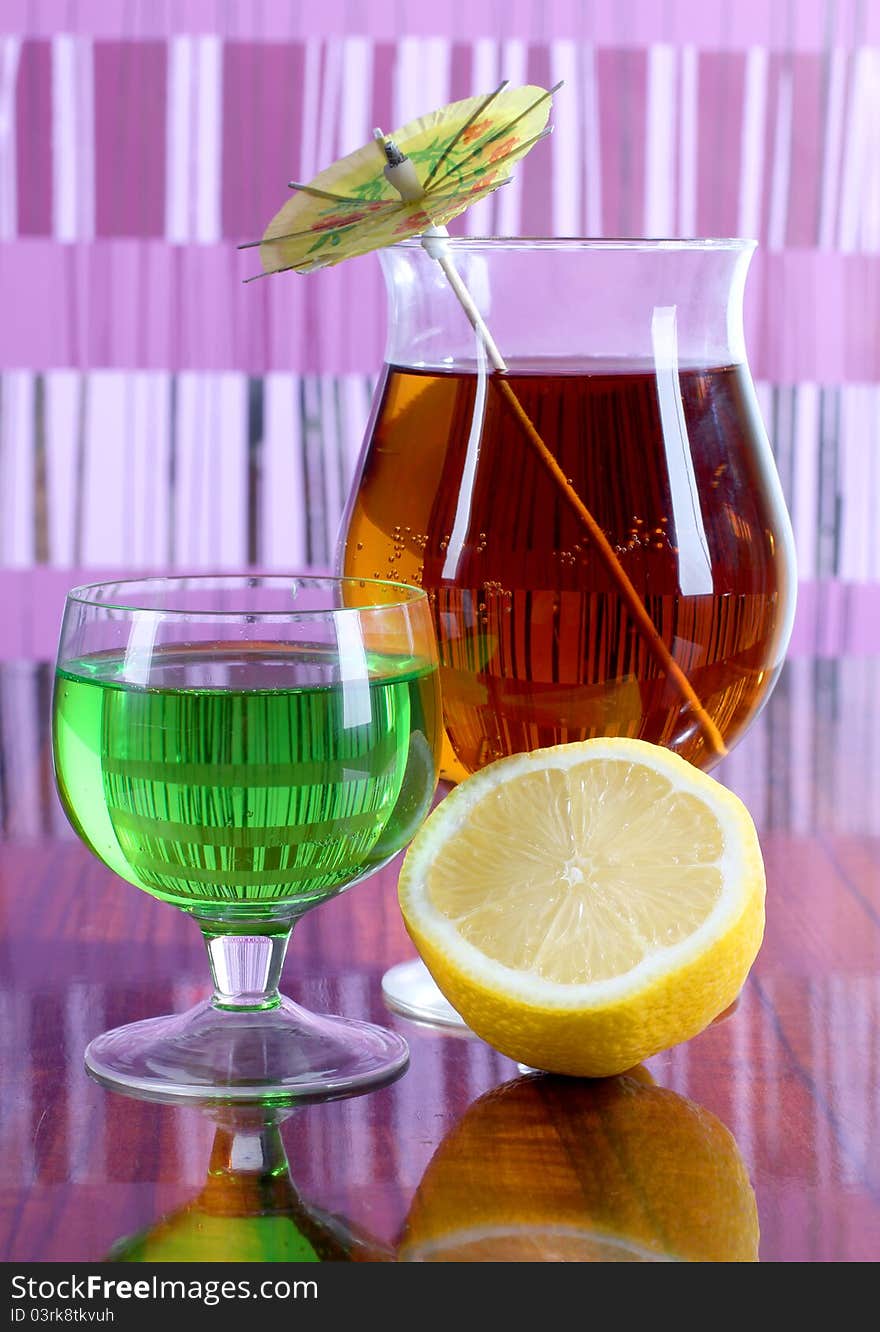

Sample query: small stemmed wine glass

[52,575,441,1102]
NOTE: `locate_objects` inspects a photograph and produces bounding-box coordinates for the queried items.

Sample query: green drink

[54,575,439,1099]
[54,644,440,915]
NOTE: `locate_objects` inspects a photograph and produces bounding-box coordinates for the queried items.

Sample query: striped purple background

[1,0,879,585]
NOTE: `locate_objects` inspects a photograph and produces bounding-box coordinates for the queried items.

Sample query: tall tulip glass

[339,238,797,1024]
[52,575,442,1100]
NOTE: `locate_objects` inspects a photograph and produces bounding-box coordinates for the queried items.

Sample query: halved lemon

[398,737,765,1076]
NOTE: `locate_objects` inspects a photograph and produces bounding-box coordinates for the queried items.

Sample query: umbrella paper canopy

[248,83,556,276]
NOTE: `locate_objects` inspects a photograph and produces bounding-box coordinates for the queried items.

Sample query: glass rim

[390,235,756,252]
[64,573,428,618]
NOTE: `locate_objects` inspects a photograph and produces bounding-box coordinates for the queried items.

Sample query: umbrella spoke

[427,176,511,206]
[243,255,330,281]
[430,81,563,190]
[240,220,362,252]
[425,131,551,203]
[424,179,510,226]
[243,266,292,283]
[287,182,396,206]
[240,227,339,251]
[420,80,509,191]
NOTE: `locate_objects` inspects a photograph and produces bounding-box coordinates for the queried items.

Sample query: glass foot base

[382,959,470,1031]
[381,962,742,1040]
[85,995,409,1105]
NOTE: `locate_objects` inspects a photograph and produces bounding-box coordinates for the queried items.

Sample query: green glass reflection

[110,1110,390,1263]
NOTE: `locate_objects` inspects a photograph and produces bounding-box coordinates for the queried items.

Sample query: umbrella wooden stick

[377,134,727,761]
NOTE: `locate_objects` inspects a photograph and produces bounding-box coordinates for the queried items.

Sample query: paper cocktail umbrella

[243,82,556,274]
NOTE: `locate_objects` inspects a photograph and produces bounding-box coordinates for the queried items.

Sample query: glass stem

[202,1115,295,1213]
[200,925,293,1012]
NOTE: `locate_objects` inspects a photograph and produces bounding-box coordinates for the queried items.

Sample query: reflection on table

[108,1107,390,1263]
[1,648,879,1262]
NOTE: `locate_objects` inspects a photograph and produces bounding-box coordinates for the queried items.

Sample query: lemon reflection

[399,1070,759,1262]
[110,1108,390,1263]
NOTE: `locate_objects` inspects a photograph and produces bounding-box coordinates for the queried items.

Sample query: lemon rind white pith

[399,737,765,1010]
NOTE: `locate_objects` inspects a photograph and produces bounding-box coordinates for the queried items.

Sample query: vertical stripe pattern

[0,10,876,578]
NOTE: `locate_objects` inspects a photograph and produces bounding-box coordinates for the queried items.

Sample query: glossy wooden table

[1,641,878,1263]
